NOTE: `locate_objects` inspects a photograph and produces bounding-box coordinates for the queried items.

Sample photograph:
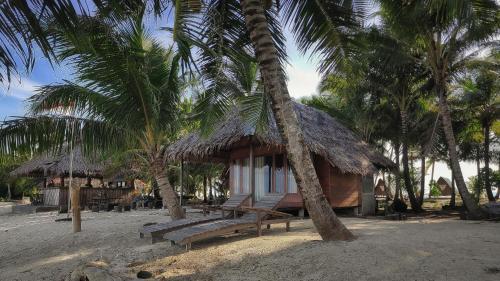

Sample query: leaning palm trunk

[483,124,495,201]
[394,141,401,200]
[240,0,354,241]
[438,92,482,218]
[400,110,422,212]
[419,153,425,206]
[153,161,185,220]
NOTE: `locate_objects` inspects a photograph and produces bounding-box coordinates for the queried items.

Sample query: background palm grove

[0,0,499,238]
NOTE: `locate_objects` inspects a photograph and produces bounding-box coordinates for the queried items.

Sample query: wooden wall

[329,167,362,208]
[227,142,363,209]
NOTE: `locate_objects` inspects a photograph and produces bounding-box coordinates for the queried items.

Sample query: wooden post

[256,210,262,237]
[60,176,65,187]
[249,143,255,204]
[179,160,183,207]
[71,181,81,233]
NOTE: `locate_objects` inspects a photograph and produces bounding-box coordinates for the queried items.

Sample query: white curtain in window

[254,156,265,201]
[242,158,250,194]
[287,165,298,193]
[232,160,241,194]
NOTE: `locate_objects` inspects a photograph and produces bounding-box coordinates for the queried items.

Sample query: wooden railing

[40,187,136,207]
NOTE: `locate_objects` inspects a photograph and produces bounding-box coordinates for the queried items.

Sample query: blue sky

[0,15,322,121]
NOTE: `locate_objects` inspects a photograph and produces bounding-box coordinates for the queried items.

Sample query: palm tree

[0,1,146,84]
[457,53,499,201]
[0,12,186,224]
[378,0,499,219]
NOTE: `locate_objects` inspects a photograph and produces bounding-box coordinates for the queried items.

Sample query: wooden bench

[139,194,251,244]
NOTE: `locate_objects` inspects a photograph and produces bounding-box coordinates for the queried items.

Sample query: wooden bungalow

[167,102,394,216]
[10,146,136,209]
[436,177,453,197]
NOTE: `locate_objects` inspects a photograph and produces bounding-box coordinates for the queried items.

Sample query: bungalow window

[232,160,241,194]
[232,158,250,195]
[275,154,285,193]
[241,158,250,194]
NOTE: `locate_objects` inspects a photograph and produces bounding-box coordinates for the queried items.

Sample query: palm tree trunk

[240,0,354,241]
[209,175,213,203]
[394,141,401,200]
[447,171,453,206]
[401,110,421,212]
[7,183,11,200]
[483,123,495,201]
[450,171,456,207]
[419,154,425,206]
[203,175,207,203]
[438,91,482,218]
[153,161,185,220]
[430,159,435,183]
[476,152,481,203]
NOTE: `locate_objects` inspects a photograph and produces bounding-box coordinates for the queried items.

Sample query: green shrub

[429,180,441,197]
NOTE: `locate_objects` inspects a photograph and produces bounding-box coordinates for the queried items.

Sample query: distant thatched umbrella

[10,146,105,178]
[167,102,395,176]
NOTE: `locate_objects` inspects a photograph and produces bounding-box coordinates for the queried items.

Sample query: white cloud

[1,78,40,100]
[285,64,321,99]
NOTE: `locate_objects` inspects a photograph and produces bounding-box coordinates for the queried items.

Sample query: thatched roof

[10,146,105,178]
[168,102,395,175]
[437,177,452,187]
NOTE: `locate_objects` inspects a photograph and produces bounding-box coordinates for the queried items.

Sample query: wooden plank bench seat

[164,194,293,250]
[139,194,250,244]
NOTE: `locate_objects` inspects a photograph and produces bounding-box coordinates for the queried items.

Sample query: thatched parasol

[167,102,395,176]
[10,146,105,178]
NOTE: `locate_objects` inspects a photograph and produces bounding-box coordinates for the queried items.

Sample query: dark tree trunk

[240,0,354,240]
[7,183,11,200]
[153,160,185,220]
[483,124,495,201]
[203,175,207,203]
[438,90,483,218]
[209,176,214,203]
[401,110,422,212]
[394,142,401,200]
[450,168,456,208]
[476,153,481,203]
[430,159,435,184]
[419,154,425,206]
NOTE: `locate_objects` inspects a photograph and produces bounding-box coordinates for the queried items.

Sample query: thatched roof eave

[167,102,395,176]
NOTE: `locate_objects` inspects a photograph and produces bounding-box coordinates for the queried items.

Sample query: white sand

[1,210,500,281]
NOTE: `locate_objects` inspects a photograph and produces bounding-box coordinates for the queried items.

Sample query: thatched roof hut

[168,102,394,176]
[10,146,105,178]
[437,177,453,196]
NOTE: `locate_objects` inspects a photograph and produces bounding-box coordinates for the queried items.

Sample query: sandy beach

[1,210,499,281]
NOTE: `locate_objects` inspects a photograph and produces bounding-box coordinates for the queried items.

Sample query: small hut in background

[10,146,137,210]
[436,177,453,197]
[374,179,389,198]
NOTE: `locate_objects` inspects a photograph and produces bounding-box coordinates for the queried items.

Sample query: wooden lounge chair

[164,194,293,250]
[139,193,250,243]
